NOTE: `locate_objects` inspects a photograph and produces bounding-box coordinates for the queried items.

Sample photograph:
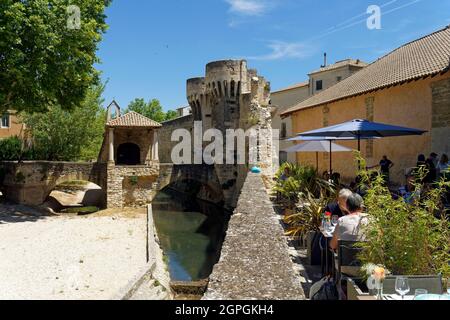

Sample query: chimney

[321,52,327,68]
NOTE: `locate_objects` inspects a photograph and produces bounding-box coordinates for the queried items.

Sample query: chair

[380,275,444,295]
[335,240,364,299]
[336,240,363,278]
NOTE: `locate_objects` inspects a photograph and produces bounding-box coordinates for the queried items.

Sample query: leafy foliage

[274,162,333,207]
[355,153,450,278]
[0,0,111,114]
[125,98,178,123]
[22,84,106,161]
[283,191,332,237]
[0,136,22,161]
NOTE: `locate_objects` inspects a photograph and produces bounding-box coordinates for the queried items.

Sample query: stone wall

[106,163,160,208]
[431,77,450,156]
[158,115,194,164]
[203,173,304,300]
[0,161,106,206]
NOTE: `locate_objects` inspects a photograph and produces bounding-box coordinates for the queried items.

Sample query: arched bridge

[0,161,106,206]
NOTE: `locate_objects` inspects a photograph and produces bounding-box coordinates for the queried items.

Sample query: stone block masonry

[203,173,305,300]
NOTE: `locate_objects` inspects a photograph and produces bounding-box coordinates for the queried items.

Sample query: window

[1,114,10,128]
[279,152,288,164]
[316,80,323,91]
[281,122,287,139]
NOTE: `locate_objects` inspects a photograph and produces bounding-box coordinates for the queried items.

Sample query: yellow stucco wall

[0,113,25,139]
[291,73,450,185]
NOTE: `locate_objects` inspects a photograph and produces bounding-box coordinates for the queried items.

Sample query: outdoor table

[357,294,450,301]
[320,227,335,277]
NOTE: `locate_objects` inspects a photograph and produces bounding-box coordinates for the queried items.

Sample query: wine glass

[395,277,410,300]
[414,289,428,300]
[331,215,339,226]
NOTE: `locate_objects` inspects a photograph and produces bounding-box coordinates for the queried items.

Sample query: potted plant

[283,191,332,265]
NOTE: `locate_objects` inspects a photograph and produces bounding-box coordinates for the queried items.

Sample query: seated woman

[330,193,368,277]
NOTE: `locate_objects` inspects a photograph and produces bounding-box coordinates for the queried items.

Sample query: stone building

[159,60,275,209]
[271,58,367,164]
[281,25,450,185]
[98,101,162,208]
[0,110,26,140]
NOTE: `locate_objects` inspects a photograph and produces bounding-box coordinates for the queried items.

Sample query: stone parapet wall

[203,173,304,300]
[0,161,106,206]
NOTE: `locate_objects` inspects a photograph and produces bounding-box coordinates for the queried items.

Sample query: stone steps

[128,275,170,300]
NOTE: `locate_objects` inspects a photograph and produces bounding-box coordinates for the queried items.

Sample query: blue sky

[97,0,450,111]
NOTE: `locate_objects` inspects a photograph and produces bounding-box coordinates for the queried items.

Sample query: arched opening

[117,143,141,165]
[44,180,105,214]
[152,183,229,282]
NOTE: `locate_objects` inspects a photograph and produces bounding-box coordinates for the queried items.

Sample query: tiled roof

[106,111,162,128]
[272,81,309,94]
[282,26,450,116]
[309,59,368,75]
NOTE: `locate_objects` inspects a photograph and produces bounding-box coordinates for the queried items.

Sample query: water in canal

[152,188,229,282]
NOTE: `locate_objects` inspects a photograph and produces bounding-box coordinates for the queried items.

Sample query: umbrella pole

[357,134,361,170]
[316,152,319,172]
[329,141,333,175]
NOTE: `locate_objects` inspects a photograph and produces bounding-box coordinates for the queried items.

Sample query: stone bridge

[0,161,106,206]
[158,164,225,206]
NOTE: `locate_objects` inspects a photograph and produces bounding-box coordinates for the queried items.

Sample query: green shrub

[356,153,450,278]
[0,136,22,161]
[273,162,333,207]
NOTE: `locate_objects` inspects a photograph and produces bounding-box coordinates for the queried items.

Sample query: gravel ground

[0,205,148,300]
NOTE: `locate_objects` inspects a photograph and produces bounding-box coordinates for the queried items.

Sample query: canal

[152,188,230,282]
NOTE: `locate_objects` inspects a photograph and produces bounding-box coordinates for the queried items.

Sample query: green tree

[0,0,111,114]
[22,84,106,161]
[126,98,178,122]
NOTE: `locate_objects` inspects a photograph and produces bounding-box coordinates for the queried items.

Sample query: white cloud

[225,0,269,16]
[247,41,315,61]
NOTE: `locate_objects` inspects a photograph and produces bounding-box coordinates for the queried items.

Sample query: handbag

[310,276,339,300]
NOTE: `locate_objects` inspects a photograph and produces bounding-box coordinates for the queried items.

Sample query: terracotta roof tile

[106,111,162,128]
[282,26,450,116]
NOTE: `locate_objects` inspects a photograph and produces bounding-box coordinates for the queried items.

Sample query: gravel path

[0,206,148,300]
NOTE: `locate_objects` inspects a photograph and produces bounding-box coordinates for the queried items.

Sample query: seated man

[324,188,353,218]
[330,193,368,277]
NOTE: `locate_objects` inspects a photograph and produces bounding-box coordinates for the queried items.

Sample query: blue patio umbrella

[298,119,427,152]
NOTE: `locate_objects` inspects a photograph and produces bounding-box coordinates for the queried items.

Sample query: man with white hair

[324,188,353,218]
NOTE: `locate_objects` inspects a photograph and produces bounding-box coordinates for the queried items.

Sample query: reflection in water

[152,188,229,282]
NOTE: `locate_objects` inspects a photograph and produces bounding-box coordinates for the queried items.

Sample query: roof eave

[281,68,450,117]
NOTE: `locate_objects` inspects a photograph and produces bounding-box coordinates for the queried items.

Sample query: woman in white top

[330,193,367,251]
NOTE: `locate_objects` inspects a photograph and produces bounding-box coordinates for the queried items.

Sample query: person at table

[438,154,449,177]
[425,153,438,183]
[324,189,353,218]
[280,166,290,182]
[330,193,367,251]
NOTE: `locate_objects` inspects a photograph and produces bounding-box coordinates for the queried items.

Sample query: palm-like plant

[283,191,333,237]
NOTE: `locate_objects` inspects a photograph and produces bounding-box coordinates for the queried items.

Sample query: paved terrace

[203,173,305,300]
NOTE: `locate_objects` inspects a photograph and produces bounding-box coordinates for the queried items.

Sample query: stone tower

[186,60,274,208]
